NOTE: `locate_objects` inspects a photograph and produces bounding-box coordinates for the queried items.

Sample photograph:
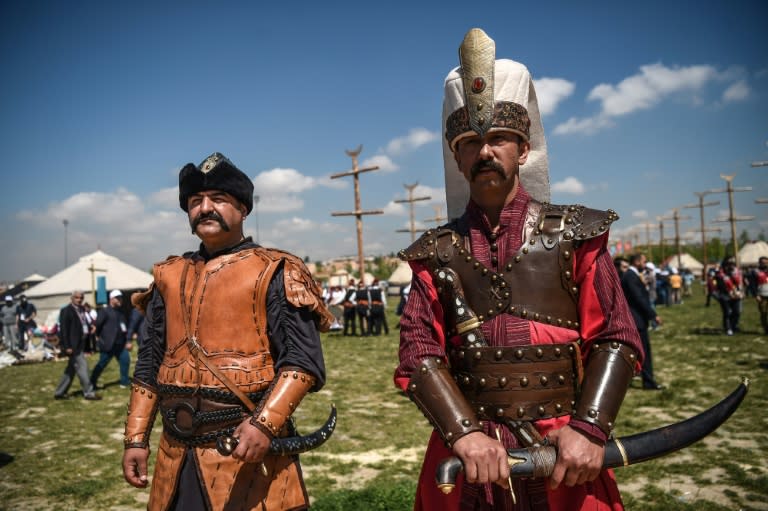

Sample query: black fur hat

[178,152,254,213]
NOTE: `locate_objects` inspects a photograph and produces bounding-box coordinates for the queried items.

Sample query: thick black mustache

[470,160,506,181]
[191,211,231,232]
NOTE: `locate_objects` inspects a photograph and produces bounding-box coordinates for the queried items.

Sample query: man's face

[187,190,246,241]
[71,292,84,306]
[110,295,122,308]
[635,255,647,271]
[759,257,767,270]
[454,130,530,204]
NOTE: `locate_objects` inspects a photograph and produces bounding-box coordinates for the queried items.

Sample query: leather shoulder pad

[543,203,619,242]
[398,222,462,265]
[130,283,155,314]
[267,248,334,332]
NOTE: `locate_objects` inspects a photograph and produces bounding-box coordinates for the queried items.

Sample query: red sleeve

[575,234,644,362]
[394,261,448,391]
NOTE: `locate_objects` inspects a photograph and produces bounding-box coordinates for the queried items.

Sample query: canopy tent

[388,261,413,285]
[663,253,704,273]
[3,273,48,298]
[738,241,768,267]
[25,250,152,320]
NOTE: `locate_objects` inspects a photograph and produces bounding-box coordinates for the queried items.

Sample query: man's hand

[231,418,271,464]
[452,431,509,488]
[546,425,604,489]
[123,447,150,488]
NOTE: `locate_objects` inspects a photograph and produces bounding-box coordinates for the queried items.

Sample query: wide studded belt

[159,389,264,446]
[449,342,582,422]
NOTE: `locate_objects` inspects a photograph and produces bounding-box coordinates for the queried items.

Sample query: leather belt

[450,342,582,422]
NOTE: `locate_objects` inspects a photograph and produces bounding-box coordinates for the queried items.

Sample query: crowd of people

[323,278,392,336]
[614,253,768,337]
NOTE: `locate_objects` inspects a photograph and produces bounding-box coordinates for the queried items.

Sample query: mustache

[470,160,506,181]
[190,211,231,232]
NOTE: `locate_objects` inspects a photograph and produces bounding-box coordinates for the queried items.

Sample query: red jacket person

[395,29,644,511]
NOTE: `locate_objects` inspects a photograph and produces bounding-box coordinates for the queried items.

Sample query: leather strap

[186,337,259,412]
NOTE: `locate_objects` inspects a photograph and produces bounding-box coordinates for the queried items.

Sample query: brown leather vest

[153,248,283,393]
[399,200,618,333]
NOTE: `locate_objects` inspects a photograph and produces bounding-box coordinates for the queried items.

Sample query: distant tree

[739,229,750,246]
[304,255,310,263]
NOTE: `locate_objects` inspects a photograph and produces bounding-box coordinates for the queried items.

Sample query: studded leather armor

[399,200,619,333]
[402,200,636,440]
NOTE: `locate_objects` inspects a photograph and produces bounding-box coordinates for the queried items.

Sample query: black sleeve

[266,263,326,390]
[132,288,167,386]
[621,272,656,321]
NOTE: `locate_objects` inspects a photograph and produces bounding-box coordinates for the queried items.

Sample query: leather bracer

[407,357,483,448]
[250,367,315,437]
[124,380,159,449]
[574,341,637,435]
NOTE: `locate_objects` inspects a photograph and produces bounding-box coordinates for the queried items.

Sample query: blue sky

[1,0,766,282]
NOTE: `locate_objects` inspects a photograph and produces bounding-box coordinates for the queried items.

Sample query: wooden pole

[394,183,431,242]
[330,145,383,282]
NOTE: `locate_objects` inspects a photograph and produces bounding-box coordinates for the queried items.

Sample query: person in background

[622,254,664,390]
[342,279,358,336]
[714,255,743,336]
[368,279,389,336]
[53,290,101,400]
[1,296,18,352]
[83,302,97,353]
[90,289,131,389]
[355,280,371,336]
[668,268,682,305]
[15,295,37,351]
[126,304,145,348]
[754,256,768,335]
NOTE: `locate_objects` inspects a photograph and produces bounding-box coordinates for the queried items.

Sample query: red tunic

[395,188,643,511]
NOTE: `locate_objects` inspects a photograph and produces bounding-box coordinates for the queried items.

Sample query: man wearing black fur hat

[122,152,333,510]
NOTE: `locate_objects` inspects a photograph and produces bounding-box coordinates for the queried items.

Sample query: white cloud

[253,168,316,194]
[384,128,439,156]
[551,177,585,194]
[553,63,747,136]
[534,78,575,116]
[382,201,407,216]
[258,195,304,213]
[553,116,613,136]
[271,217,345,233]
[722,80,750,102]
[632,210,649,219]
[148,186,178,207]
[361,154,399,172]
[589,63,719,117]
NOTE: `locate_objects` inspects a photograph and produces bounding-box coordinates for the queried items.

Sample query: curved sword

[436,379,749,493]
[216,404,337,457]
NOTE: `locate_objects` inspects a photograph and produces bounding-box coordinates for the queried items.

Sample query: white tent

[738,241,768,266]
[388,261,413,285]
[25,250,153,319]
[664,253,704,272]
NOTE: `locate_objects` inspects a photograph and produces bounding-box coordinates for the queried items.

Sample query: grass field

[0,283,765,510]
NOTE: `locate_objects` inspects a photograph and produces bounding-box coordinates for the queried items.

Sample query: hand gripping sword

[435,378,749,493]
[430,267,750,494]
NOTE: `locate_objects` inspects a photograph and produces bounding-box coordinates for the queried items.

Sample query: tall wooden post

[88,263,107,307]
[683,192,720,280]
[330,145,383,281]
[710,174,754,268]
[423,205,448,226]
[395,183,431,242]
